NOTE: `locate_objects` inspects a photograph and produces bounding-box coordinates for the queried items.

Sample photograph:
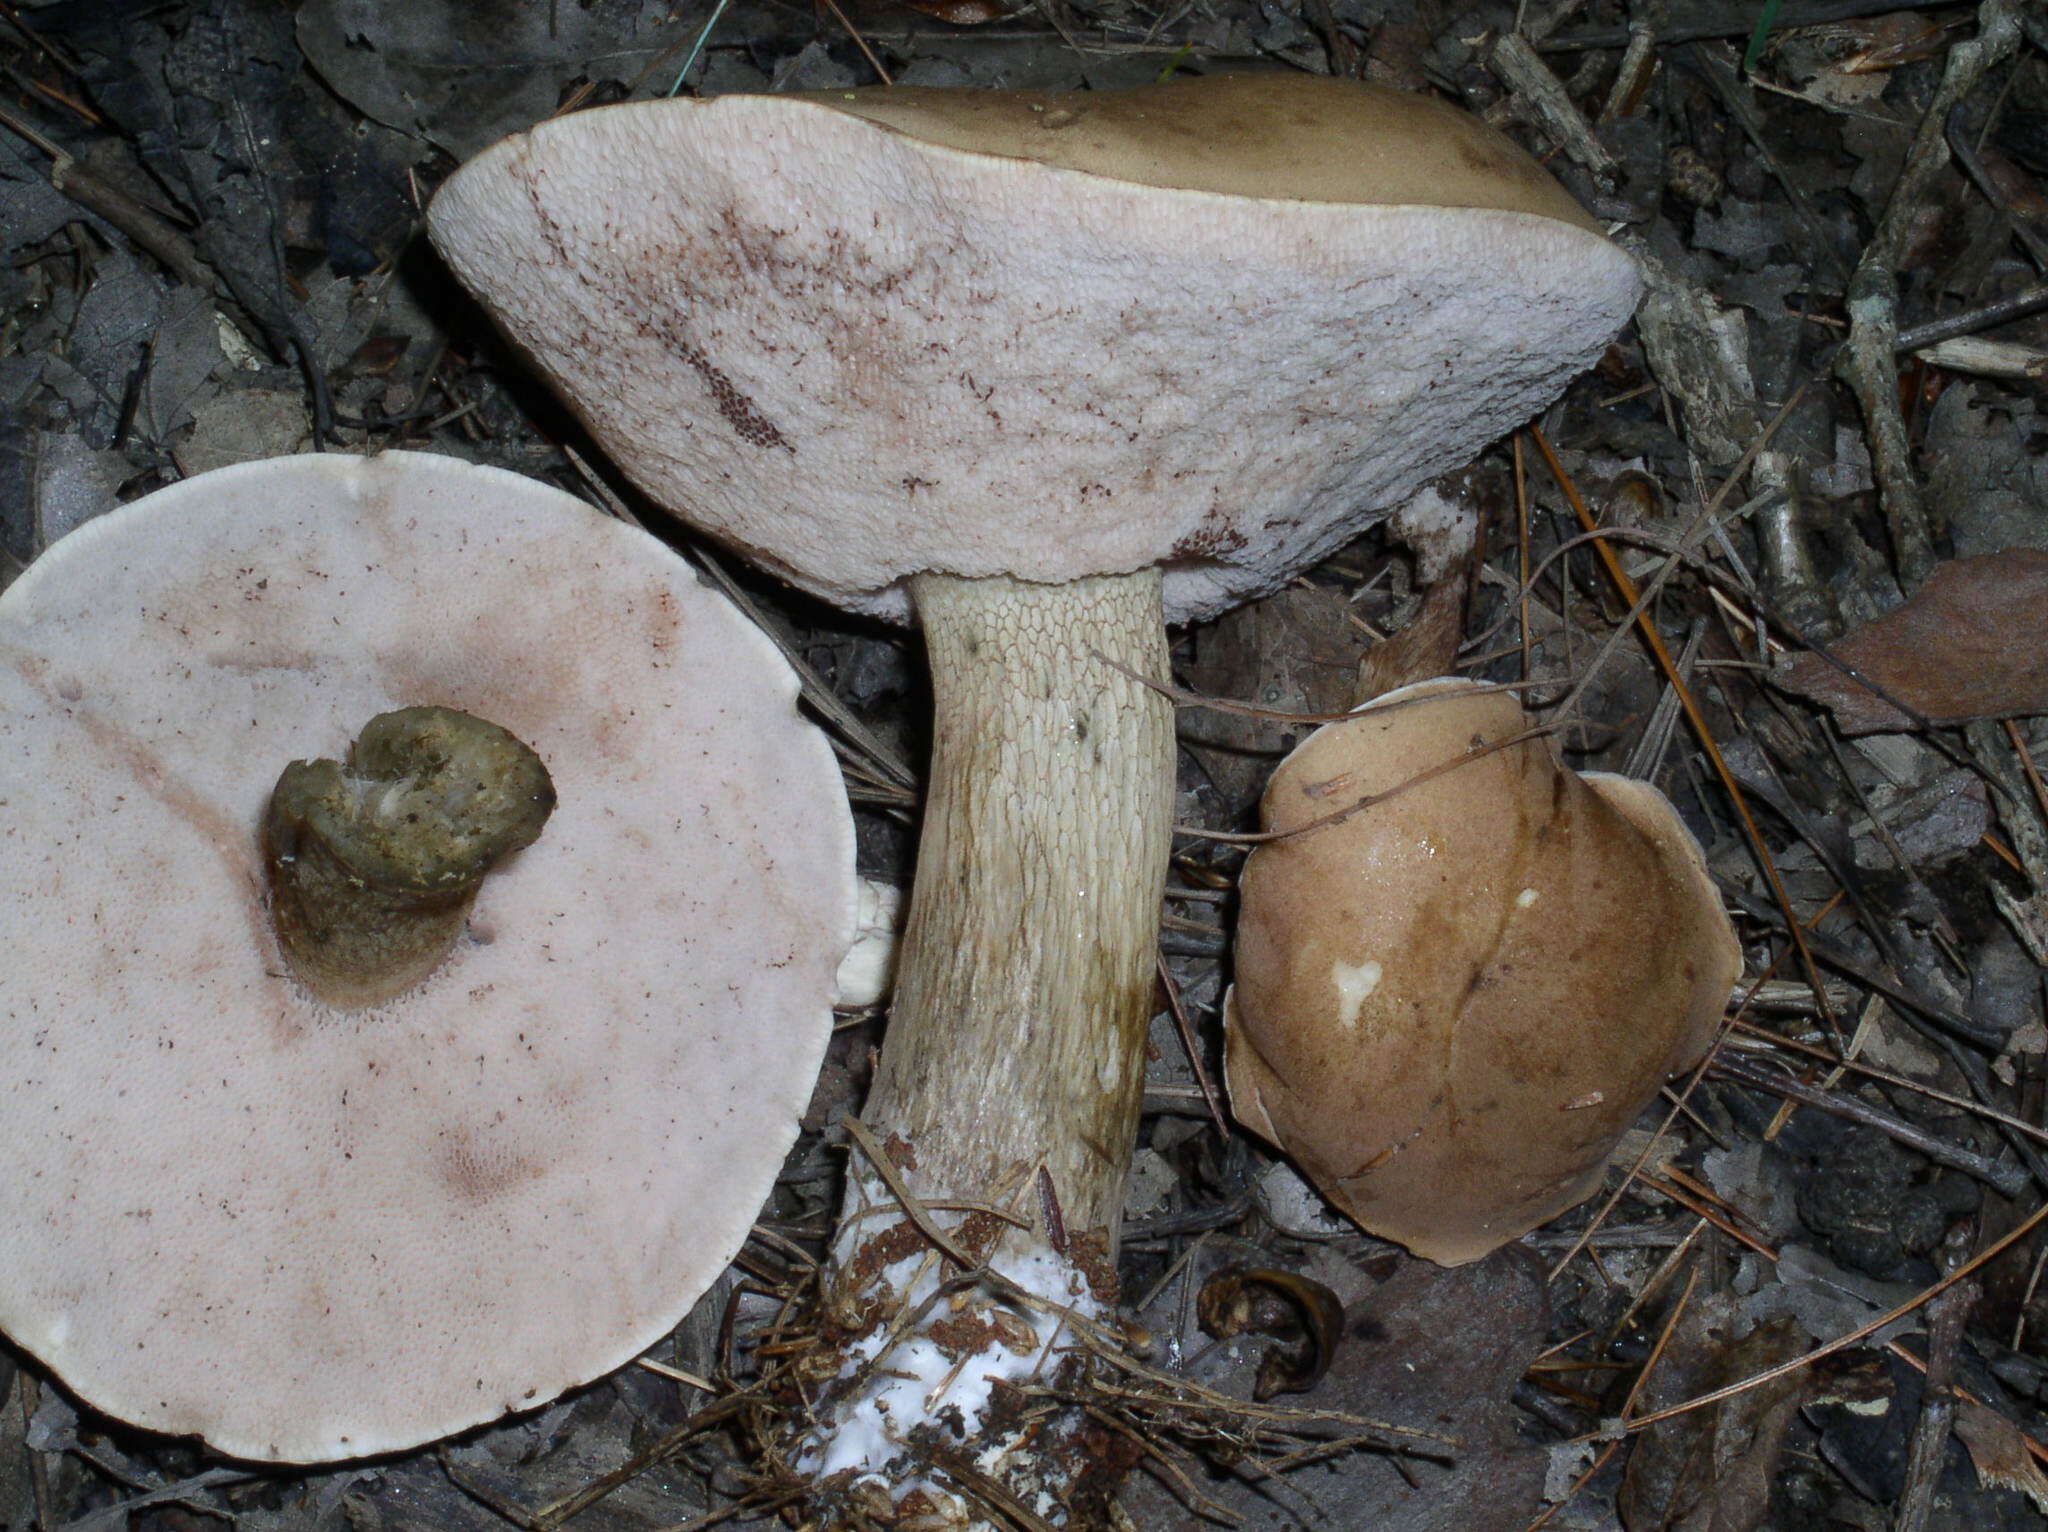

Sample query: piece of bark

[1775,550,2048,733]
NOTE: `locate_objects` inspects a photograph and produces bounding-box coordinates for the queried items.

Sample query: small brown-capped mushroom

[0,451,856,1461]
[1226,679,1741,1267]
[426,71,1642,1502]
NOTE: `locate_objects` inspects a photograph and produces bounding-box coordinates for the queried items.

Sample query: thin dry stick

[1527,1263,1701,1532]
[535,1382,778,1529]
[1598,1219,1710,1351]
[1515,431,1533,682]
[1635,1172,1776,1258]
[2004,720,2048,831]
[637,1356,719,1393]
[1895,1261,1975,1532]
[1836,0,2024,587]
[816,0,893,82]
[1534,388,1809,731]
[840,1112,976,1271]
[1528,425,1840,1047]
[1155,954,1227,1138]
[1714,1055,2031,1198]
[1618,1198,2048,1437]
[1730,1022,2048,1146]
[1884,1334,2048,1470]
[1077,1403,1241,1526]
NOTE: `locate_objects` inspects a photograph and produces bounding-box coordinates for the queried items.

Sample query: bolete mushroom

[0,451,856,1461]
[1226,679,1742,1265]
[426,72,1641,1494]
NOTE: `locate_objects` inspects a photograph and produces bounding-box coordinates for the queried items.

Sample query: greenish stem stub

[264,706,556,1008]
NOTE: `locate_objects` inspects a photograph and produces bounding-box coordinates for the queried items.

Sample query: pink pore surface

[428,94,1641,623]
[0,451,856,1461]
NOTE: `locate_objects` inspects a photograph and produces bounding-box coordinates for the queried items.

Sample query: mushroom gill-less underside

[0,452,856,1461]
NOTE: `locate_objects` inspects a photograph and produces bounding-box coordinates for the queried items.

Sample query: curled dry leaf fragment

[1196,1266,1348,1401]
[1955,1396,2048,1515]
[1226,679,1742,1266]
[1775,549,2048,733]
[0,452,857,1462]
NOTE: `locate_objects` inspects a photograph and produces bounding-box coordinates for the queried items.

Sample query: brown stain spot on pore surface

[678,342,794,453]
[28,669,280,1010]
[434,1120,549,1205]
[643,583,685,659]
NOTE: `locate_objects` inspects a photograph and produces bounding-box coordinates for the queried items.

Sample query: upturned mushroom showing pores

[425,74,1639,624]
[428,72,1642,1505]
[1227,680,1742,1266]
[0,452,857,1461]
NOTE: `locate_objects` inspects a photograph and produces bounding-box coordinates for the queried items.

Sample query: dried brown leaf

[1954,1396,2048,1515]
[1775,550,2048,733]
[1618,1301,1808,1532]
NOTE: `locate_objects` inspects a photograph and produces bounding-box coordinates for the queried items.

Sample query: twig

[1835,0,2024,590]
[1713,1055,2030,1198]
[1916,335,2048,379]
[1896,278,2048,350]
[1616,1198,2048,1437]
[816,0,893,83]
[1685,43,1851,279]
[1544,0,1995,52]
[441,1450,545,1531]
[1729,1025,2048,1144]
[1720,892,2002,1054]
[1945,104,2048,268]
[1894,1244,1977,1532]
[1529,1264,1701,1530]
[1838,269,1936,587]
[534,1385,772,1529]
[1490,33,1617,186]
[1155,953,1227,1139]
[841,1113,976,1271]
[1529,426,1840,1046]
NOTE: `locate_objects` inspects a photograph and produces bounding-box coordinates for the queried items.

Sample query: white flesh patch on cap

[1330,958,1385,1029]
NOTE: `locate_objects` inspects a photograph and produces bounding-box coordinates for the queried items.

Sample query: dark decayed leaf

[1618,1295,1808,1531]
[1775,550,2048,733]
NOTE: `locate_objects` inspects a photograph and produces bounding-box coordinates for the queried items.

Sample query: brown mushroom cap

[1225,679,1739,1266]
[0,451,857,1460]
[426,73,1640,624]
